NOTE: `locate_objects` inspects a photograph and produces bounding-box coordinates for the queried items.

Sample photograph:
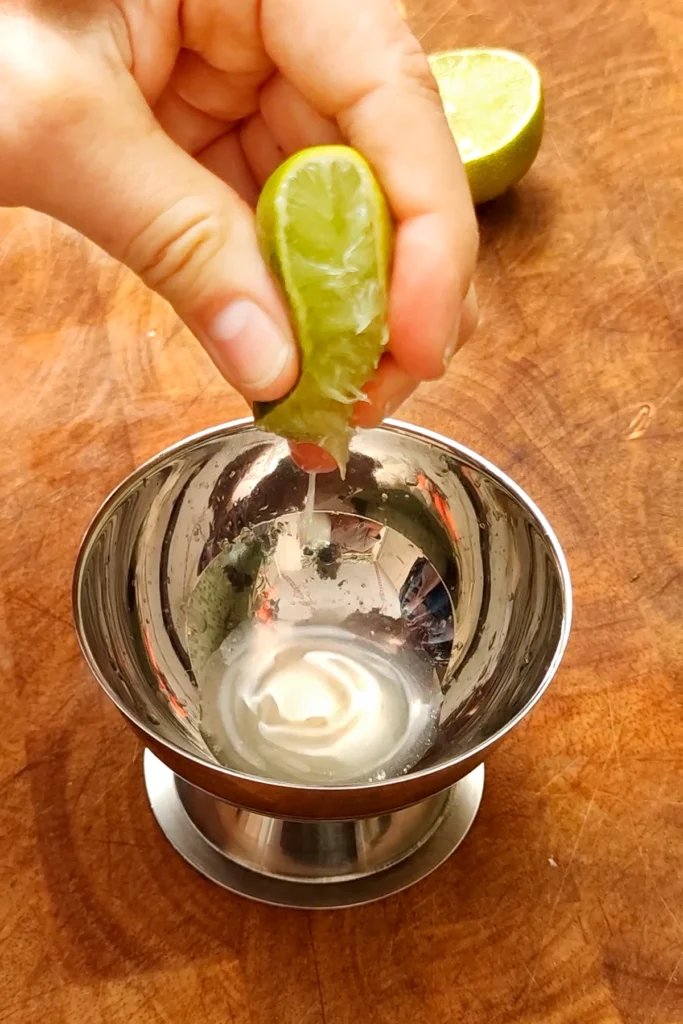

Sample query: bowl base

[143,750,484,909]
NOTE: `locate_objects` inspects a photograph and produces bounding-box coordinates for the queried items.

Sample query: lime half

[254,145,392,471]
[429,48,544,204]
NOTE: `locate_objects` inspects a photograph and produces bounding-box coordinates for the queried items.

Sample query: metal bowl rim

[72,417,573,794]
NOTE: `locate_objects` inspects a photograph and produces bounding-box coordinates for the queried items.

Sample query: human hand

[1,0,478,432]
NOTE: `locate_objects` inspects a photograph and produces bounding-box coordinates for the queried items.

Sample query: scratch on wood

[545,128,571,174]
[520,709,627,1003]
[656,891,683,936]
[307,916,327,1024]
[416,0,460,41]
[627,403,654,439]
[646,946,683,1024]
[537,756,584,793]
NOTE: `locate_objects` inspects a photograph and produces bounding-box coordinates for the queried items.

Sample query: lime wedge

[254,145,392,472]
[429,48,544,204]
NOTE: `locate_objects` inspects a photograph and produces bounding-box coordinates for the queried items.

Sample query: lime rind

[429,48,544,204]
[255,146,392,471]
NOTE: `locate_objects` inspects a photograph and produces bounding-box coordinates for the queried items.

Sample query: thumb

[16,51,298,402]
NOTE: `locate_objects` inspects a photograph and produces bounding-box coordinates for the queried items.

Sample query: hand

[0,0,478,427]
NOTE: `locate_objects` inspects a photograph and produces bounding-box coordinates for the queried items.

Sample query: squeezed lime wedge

[254,145,393,471]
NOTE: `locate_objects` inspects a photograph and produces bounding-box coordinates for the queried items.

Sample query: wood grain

[0,1,681,1022]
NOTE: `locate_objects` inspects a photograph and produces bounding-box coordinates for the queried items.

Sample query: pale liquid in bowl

[198,620,443,785]
[191,471,450,785]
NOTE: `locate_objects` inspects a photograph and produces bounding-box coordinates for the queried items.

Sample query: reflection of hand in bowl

[400,557,454,656]
[328,515,384,554]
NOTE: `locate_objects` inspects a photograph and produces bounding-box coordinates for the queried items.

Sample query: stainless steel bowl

[73,419,571,905]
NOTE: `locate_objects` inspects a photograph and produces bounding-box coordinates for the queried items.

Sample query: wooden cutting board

[0,1,680,1021]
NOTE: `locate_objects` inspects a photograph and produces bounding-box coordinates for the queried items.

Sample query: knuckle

[397,46,481,282]
[393,32,442,105]
[125,200,227,294]
[0,31,99,207]
[1,30,88,135]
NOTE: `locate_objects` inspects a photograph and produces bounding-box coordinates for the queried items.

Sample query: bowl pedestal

[144,750,485,909]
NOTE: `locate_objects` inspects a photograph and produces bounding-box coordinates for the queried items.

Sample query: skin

[0,0,479,466]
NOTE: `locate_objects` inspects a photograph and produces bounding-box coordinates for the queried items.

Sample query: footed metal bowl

[73,419,571,907]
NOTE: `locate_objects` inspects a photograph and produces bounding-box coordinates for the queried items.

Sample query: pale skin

[0,0,479,467]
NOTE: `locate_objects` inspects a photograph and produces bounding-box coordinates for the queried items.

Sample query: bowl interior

[74,421,570,785]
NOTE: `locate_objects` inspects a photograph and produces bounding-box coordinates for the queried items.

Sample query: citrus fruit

[429,48,544,204]
[254,145,393,472]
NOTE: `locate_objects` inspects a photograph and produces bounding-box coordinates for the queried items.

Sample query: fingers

[241,74,343,195]
[293,275,479,470]
[458,283,479,354]
[169,48,266,121]
[288,443,339,473]
[388,213,463,380]
[153,86,226,154]
[196,129,261,207]
[19,51,298,403]
[262,0,479,380]
[242,75,342,190]
[259,75,343,156]
[291,276,479,468]
[353,282,479,429]
[352,355,416,429]
[240,113,286,186]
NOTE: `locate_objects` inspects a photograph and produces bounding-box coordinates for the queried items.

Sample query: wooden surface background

[1,1,681,1021]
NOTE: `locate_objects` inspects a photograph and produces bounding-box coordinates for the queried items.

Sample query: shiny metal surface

[74,419,572,820]
[144,751,485,908]
[186,512,456,680]
[176,772,450,882]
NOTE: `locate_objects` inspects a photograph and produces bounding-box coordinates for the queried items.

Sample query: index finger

[263,0,479,381]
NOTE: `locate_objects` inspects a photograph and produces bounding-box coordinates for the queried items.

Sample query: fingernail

[442,314,461,371]
[461,283,479,342]
[289,443,339,473]
[208,299,293,393]
[442,281,479,370]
